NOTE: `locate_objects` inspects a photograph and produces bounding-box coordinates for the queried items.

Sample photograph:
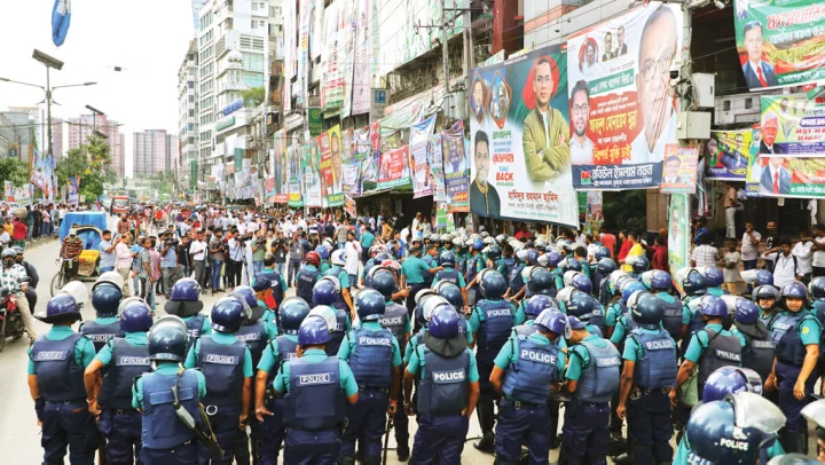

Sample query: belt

[110,408,139,415]
[500,399,545,409]
[149,439,195,451]
[630,386,669,400]
[359,386,390,394]
[45,398,86,405]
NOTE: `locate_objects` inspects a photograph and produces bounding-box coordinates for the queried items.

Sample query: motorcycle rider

[13,246,38,312]
[1,248,34,339]
[83,298,153,464]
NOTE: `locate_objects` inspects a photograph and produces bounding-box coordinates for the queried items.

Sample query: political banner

[327,125,344,206]
[288,142,305,207]
[321,0,343,111]
[668,194,691,294]
[340,0,357,118]
[377,146,410,190]
[273,130,289,203]
[342,163,361,195]
[297,0,310,107]
[660,143,700,194]
[351,0,372,115]
[265,177,276,199]
[442,121,469,212]
[318,132,333,206]
[354,126,370,161]
[469,45,578,226]
[430,133,448,203]
[734,0,825,91]
[341,128,355,165]
[584,191,604,235]
[303,140,322,207]
[745,126,762,196]
[760,94,825,157]
[310,0,323,61]
[706,130,752,180]
[3,181,12,202]
[344,195,356,217]
[756,156,825,198]
[411,115,436,198]
[68,177,78,204]
[566,3,683,190]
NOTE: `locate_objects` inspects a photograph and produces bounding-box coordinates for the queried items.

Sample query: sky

[0,0,196,177]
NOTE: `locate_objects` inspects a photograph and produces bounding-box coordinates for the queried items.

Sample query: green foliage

[56,136,115,201]
[0,157,30,187]
[241,86,265,108]
[603,190,647,232]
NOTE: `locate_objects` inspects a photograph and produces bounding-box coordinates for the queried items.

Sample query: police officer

[554,259,583,291]
[602,272,630,339]
[184,296,254,463]
[560,314,621,464]
[514,267,557,322]
[337,290,403,465]
[754,284,781,328]
[511,294,559,337]
[294,251,321,303]
[464,238,486,307]
[133,316,208,463]
[627,256,650,280]
[469,270,516,453]
[254,298,310,465]
[674,295,745,403]
[678,268,709,354]
[434,281,473,344]
[507,249,538,301]
[608,280,647,346]
[490,308,567,464]
[80,281,125,352]
[730,297,774,384]
[272,316,359,463]
[595,258,618,306]
[433,251,466,291]
[30,294,99,465]
[312,277,352,353]
[165,278,212,349]
[326,250,355,314]
[255,254,287,311]
[565,289,605,337]
[641,270,683,342]
[405,305,480,464]
[402,245,442,320]
[84,298,153,464]
[766,281,822,453]
[615,291,678,465]
[701,266,727,297]
[422,244,440,287]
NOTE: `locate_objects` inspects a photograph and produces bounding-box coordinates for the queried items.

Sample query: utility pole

[442,5,451,94]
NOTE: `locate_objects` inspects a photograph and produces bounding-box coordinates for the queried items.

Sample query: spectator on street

[792,229,814,283]
[812,224,825,277]
[691,233,720,269]
[763,221,781,272]
[720,237,744,295]
[741,222,761,270]
[769,237,802,288]
[651,235,668,271]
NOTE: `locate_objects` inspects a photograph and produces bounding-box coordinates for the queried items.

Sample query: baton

[383,415,394,465]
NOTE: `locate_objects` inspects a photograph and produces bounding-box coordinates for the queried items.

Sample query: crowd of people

[20,200,825,464]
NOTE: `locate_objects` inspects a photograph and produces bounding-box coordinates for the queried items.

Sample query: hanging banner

[668,193,691,294]
[342,163,361,195]
[745,125,762,196]
[584,191,604,235]
[68,177,79,204]
[442,121,469,212]
[31,147,56,199]
[321,0,343,111]
[411,115,437,198]
[317,132,333,206]
[760,94,825,156]
[4,181,13,202]
[360,121,381,191]
[436,204,448,229]
[706,129,752,180]
[52,0,71,47]
[660,143,700,194]
[354,126,370,161]
[734,0,825,91]
[310,0,323,61]
[470,45,579,226]
[288,142,305,207]
[377,146,411,190]
[273,131,288,203]
[344,195,356,217]
[430,133,448,203]
[308,106,324,137]
[265,177,276,200]
[351,0,372,115]
[566,3,683,190]
[342,127,355,165]
[340,0,357,118]
[298,0,310,107]
[327,125,344,206]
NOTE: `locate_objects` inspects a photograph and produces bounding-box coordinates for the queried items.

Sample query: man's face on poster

[604,34,613,54]
[665,157,680,178]
[586,43,596,65]
[735,133,744,151]
[497,85,508,112]
[572,89,589,138]
[745,26,763,65]
[637,11,677,151]
[473,80,484,109]
[331,138,341,176]
[475,140,489,186]
[780,98,789,113]
[769,156,784,171]
[533,62,553,109]
[617,27,625,47]
[763,117,779,146]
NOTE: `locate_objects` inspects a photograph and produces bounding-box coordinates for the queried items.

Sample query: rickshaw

[52,212,108,296]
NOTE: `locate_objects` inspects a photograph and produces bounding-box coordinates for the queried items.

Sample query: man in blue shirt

[401,246,442,322]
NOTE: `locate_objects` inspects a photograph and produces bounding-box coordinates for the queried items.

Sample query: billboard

[566,3,683,190]
[442,121,469,212]
[734,0,825,91]
[411,115,436,198]
[668,194,691,293]
[273,130,288,203]
[660,143,700,194]
[321,0,343,111]
[706,129,752,180]
[327,125,344,206]
[377,146,410,190]
[303,140,322,207]
[745,125,762,197]
[351,0,372,115]
[469,44,578,227]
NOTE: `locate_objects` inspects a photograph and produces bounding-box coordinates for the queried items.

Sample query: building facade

[179,40,200,192]
[67,113,125,178]
[133,129,174,177]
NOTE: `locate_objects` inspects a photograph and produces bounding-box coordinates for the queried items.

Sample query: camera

[669,64,679,80]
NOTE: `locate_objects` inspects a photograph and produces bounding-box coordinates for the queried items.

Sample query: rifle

[172,369,224,459]
[382,415,394,465]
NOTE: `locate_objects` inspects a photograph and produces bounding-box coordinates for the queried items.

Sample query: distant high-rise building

[179,40,199,191]
[133,130,176,176]
[191,0,206,30]
[51,118,64,159]
[67,113,124,178]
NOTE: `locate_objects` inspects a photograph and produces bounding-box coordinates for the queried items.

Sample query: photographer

[270,235,287,276]
[178,233,192,279]
[250,229,266,276]
[287,233,305,287]
[226,230,245,291]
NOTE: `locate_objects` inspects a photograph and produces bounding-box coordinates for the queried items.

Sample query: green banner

[309,107,323,137]
[668,194,691,293]
[234,148,243,171]
[190,161,198,190]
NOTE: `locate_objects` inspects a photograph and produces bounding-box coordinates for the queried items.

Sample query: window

[243,53,264,72]
[243,72,264,88]
[188,81,194,89]
[745,98,753,110]
[189,109,195,117]
[252,1,258,10]
[723,100,731,111]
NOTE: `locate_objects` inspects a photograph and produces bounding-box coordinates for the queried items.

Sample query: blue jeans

[743,259,758,270]
[211,259,223,290]
[100,266,115,273]
[253,260,264,276]
[275,262,286,276]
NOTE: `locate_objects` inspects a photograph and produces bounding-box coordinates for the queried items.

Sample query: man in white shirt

[400,226,410,244]
[344,231,362,288]
[769,238,801,288]
[189,232,208,287]
[690,238,720,269]
[792,231,814,282]
[813,224,825,278]
[741,222,762,270]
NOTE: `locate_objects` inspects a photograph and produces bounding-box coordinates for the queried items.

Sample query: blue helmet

[780,281,809,308]
[524,294,558,318]
[733,298,760,325]
[699,295,727,317]
[315,244,331,260]
[544,251,563,268]
[471,238,484,251]
[754,269,774,286]
[621,280,647,303]
[524,249,540,265]
[596,258,617,276]
[42,293,81,323]
[232,285,258,310]
[527,267,554,295]
[298,315,331,346]
[571,273,592,294]
[565,290,595,322]
[170,278,201,301]
[703,367,763,402]
[629,291,663,329]
[562,258,583,273]
[211,296,248,333]
[312,277,339,306]
[148,316,189,362]
[439,251,456,267]
[631,256,650,275]
[371,270,396,300]
[92,282,123,317]
[434,281,464,310]
[703,267,724,287]
[809,276,825,300]
[649,270,672,291]
[534,308,569,336]
[480,270,507,299]
[595,246,612,261]
[683,269,708,297]
[486,245,502,261]
[279,297,311,334]
[119,299,153,333]
[429,305,461,339]
[752,284,779,303]
[356,289,386,321]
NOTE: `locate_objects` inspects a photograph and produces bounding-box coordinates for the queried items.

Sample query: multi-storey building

[67,113,125,177]
[179,40,200,192]
[133,129,174,177]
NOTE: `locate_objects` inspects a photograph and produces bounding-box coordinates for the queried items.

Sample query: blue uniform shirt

[469,299,517,333]
[683,323,746,364]
[184,332,254,378]
[28,326,97,375]
[622,328,677,362]
[257,334,300,373]
[401,256,431,284]
[565,334,610,381]
[273,348,359,396]
[95,332,148,366]
[433,267,466,288]
[181,314,213,336]
[132,361,207,409]
[493,333,566,378]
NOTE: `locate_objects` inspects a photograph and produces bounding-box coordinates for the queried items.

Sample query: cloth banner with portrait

[469,44,578,227]
[304,140,323,207]
[411,115,436,198]
[706,130,752,180]
[325,125,345,206]
[566,3,683,190]
[376,146,411,190]
[757,94,825,198]
[660,143,700,194]
[734,0,825,91]
[441,121,469,213]
[668,193,691,294]
[272,130,289,203]
[745,125,762,197]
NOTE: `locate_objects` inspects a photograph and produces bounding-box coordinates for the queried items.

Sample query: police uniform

[407,344,479,464]
[494,333,565,464]
[80,316,124,352]
[379,299,414,454]
[509,262,526,298]
[604,300,625,340]
[337,321,403,462]
[256,267,287,309]
[133,361,207,463]
[433,266,466,288]
[622,328,678,464]
[274,348,358,464]
[682,322,746,397]
[256,334,299,465]
[469,297,516,402]
[732,321,774,384]
[402,255,433,320]
[181,314,213,350]
[680,295,705,354]
[654,291,684,342]
[562,334,621,463]
[295,264,320,304]
[184,332,254,463]
[324,265,352,317]
[29,326,99,464]
[422,253,438,287]
[463,253,485,307]
[324,307,351,357]
[706,286,728,297]
[95,331,151,463]
[673,431,785,464]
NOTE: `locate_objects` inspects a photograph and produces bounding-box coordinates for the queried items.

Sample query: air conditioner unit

[442,91,466,121]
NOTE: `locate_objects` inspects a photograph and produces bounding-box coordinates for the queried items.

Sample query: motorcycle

[0,278,29,352]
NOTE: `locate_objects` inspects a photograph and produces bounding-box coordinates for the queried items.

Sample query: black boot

[607,431,627,456]
[340,454,356,465]
[396,444,410,462]
[473,400,496,454]
[788,432,809,455]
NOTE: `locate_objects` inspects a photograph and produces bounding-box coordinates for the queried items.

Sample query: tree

[56,136,115,201]
[241,86,265,108]
[0,158,30,187]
